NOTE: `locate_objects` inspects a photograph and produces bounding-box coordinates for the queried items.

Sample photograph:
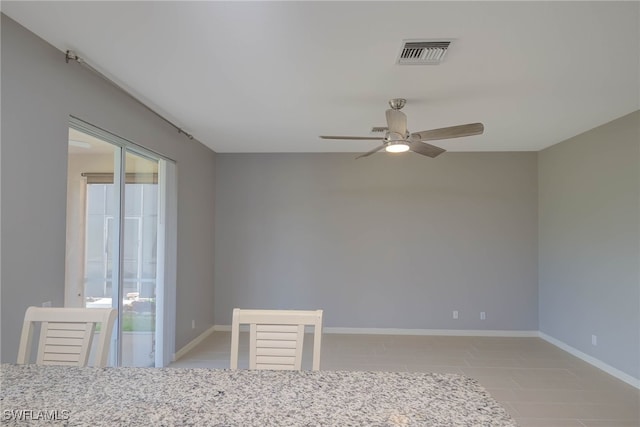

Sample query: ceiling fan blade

[385,109,407,135]
[319,135,385,140]
[411,123,484,141]
[409,140,446,158]
[356,144,387,159]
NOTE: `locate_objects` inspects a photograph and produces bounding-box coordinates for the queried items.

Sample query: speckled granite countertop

[1,364,516,426]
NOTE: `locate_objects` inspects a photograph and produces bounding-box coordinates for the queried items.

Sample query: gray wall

[539,110,640,379]
[1,15,216,362]
[214,152,539,330]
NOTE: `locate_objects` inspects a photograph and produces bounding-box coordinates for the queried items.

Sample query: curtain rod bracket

[65,50,79,64]
[64,50,195,141]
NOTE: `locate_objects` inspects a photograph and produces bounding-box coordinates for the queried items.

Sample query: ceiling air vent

[397,40,451,65]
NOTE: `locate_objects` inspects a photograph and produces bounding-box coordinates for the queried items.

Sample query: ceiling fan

[320,98,484,159]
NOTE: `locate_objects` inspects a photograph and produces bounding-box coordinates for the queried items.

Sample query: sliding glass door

[66,120,175,367]
[120,150,159,366]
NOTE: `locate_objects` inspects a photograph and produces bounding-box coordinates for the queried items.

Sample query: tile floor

[169,332,640,426]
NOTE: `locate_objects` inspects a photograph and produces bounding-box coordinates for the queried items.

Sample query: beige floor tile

[467,376,522,389]
[170,333,639,425]
[468,349,532,360]
[168,359,228,369]
[510,402,639,420]
[321,361,407,372]
[512,376,594,390]
[518,349,578,360]
[514,357,581,369]
[580,421,640,427]
[501,401,520,417]
[408,356,470,366]
[510,368,579,379]
[508,389,639,405]
[485,388,519,402]
[460,366,517,378]
[514,418,585,426]
[420,349,475,358]
[402,365,464,375]
[183,350,229,360]
[465,358,523,367]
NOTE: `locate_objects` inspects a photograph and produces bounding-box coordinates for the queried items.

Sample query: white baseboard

[173,325,216,362]
[324,327,539,337]
[213,324,538,337]
[539,332,640,389]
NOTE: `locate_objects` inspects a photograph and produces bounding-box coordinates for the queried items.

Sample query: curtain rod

[65,50,194,140]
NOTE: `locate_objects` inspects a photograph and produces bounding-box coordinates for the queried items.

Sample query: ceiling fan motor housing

[389,98,406,110]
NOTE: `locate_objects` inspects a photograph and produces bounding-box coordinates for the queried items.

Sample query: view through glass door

[66,125,163,367]
[120,149,159,366]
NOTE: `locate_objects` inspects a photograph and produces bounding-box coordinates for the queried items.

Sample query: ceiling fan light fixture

[385,141,410,153]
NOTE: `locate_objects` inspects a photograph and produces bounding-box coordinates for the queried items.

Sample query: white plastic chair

[17,306,117,367]
[230,308,323,371]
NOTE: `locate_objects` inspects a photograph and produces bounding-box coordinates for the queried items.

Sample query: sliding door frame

[68,116,177,367]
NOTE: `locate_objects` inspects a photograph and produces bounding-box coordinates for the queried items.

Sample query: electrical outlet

[591,334,597,346]
[452,310,458,319]
[480,312,486,320]
[192,319,196,329]
[42,301,52,307]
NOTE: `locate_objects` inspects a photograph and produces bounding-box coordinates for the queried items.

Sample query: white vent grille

[398,40,451,65]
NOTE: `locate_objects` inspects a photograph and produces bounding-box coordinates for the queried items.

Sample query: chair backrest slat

[17,307,117,367]
[230,308,323,371]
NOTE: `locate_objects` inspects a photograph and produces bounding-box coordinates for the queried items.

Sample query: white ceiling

[3,1,639,154]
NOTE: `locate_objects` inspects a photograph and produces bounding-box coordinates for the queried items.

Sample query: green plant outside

[122,312,155,332]
[96,312,155,332]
